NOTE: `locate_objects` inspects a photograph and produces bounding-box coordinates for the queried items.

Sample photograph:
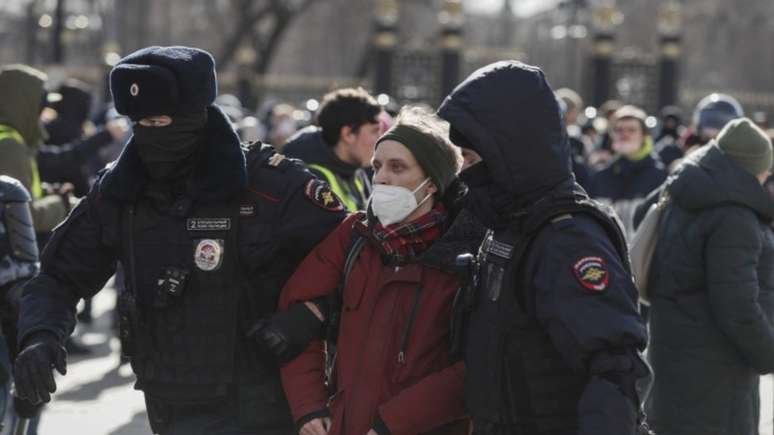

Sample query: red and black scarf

[364,203,448,264]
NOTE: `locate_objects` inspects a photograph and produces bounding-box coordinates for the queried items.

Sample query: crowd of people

[0,45,771,435]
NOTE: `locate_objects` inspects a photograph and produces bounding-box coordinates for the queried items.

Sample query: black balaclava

[133,110,208,181]
[459,161,513,230]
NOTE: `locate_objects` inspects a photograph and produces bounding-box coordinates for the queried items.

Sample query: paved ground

[29,280,774,435]
[37,282,149,435]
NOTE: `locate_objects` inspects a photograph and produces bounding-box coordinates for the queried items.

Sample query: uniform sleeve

[275,177,348,266]
[705,208,774,374]
[279,215,355,423]
[18,192,117,345]
[530,216,648,435]
[377,362,466,434]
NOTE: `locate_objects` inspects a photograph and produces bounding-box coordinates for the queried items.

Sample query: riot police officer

[13,46,346,435]
[438,61,650,435]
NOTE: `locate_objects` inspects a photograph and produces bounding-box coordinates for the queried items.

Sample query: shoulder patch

[572,256,609,293]
[305,179,345,212]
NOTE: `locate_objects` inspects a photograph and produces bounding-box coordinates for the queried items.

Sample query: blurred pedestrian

[268,103,298,150]
[278,106,475,435]
[645,118,774,435]
[283,88,382,212]
[587,105,667,238]
[556,88,591,188]
[0,65,69,235]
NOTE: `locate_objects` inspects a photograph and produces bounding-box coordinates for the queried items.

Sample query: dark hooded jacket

[0,65,68,233]
[646,143,774,435]
[437,61,648,435]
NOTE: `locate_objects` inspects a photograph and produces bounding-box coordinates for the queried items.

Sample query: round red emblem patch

[573,256,609,293]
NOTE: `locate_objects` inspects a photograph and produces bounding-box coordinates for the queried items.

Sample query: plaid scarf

[367,203,448,264]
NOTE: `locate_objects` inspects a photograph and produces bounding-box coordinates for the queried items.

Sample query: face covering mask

[133,112,207,181]
[371,178,431,226]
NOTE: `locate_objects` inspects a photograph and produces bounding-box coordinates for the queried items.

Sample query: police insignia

[194,239,224,271]
[573,256,609,292]
[305,179,345,212]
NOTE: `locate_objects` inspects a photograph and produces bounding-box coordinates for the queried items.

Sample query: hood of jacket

[437,61,573,207]
[282,125,360,178]
[98,104,247,202]
[0,65,48,148]
[668,143,774,221]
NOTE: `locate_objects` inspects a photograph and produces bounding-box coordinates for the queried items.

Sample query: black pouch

[154,267,190,308]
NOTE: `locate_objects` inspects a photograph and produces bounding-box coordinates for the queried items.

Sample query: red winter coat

[279,213,468,435]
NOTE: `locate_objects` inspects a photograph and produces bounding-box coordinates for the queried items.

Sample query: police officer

[438,61,650,435]
[283,88,382,212]
[12,46,346,435]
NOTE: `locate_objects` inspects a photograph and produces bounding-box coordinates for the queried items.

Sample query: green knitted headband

[375,124,457,195]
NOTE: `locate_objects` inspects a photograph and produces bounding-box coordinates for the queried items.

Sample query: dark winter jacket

[587,154,667,237]
[283,126,370,211]
[437,61,648,435]
[0,66,68,233]
[646,143,774,435]
[18,106,346,421]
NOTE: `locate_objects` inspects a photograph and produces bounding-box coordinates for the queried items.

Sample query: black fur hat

[110,46,216,121]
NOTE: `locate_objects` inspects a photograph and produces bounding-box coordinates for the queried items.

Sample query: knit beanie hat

[376,122,459,196]
[716,117,773,176]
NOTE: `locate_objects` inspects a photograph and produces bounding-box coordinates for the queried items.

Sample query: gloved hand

[247,302,324,364]
[13,396,43,419]
[13,332,67,405]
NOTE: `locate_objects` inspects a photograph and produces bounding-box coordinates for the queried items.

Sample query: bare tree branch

[216,0,273,68]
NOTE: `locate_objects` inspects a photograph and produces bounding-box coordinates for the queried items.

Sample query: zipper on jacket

[397,284,423,364]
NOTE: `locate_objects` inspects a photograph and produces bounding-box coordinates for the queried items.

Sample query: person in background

[587,105,667,238]
[0,65,70,236]
[645,118,774,435]
[283,88,382,212]
[556,88,591,189]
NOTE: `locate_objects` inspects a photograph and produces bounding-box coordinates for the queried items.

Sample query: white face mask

[370,178,432,226]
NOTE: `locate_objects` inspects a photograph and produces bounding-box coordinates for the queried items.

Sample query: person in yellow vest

[0,65,69,234]
[283,88,383,212]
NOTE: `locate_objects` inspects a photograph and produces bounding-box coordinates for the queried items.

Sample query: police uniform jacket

[17,106,346,423]
[437,61,649,435]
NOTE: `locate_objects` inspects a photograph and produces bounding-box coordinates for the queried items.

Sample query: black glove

[13,332,67,405]
[13,396,43,419]
[247,303,323,364]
